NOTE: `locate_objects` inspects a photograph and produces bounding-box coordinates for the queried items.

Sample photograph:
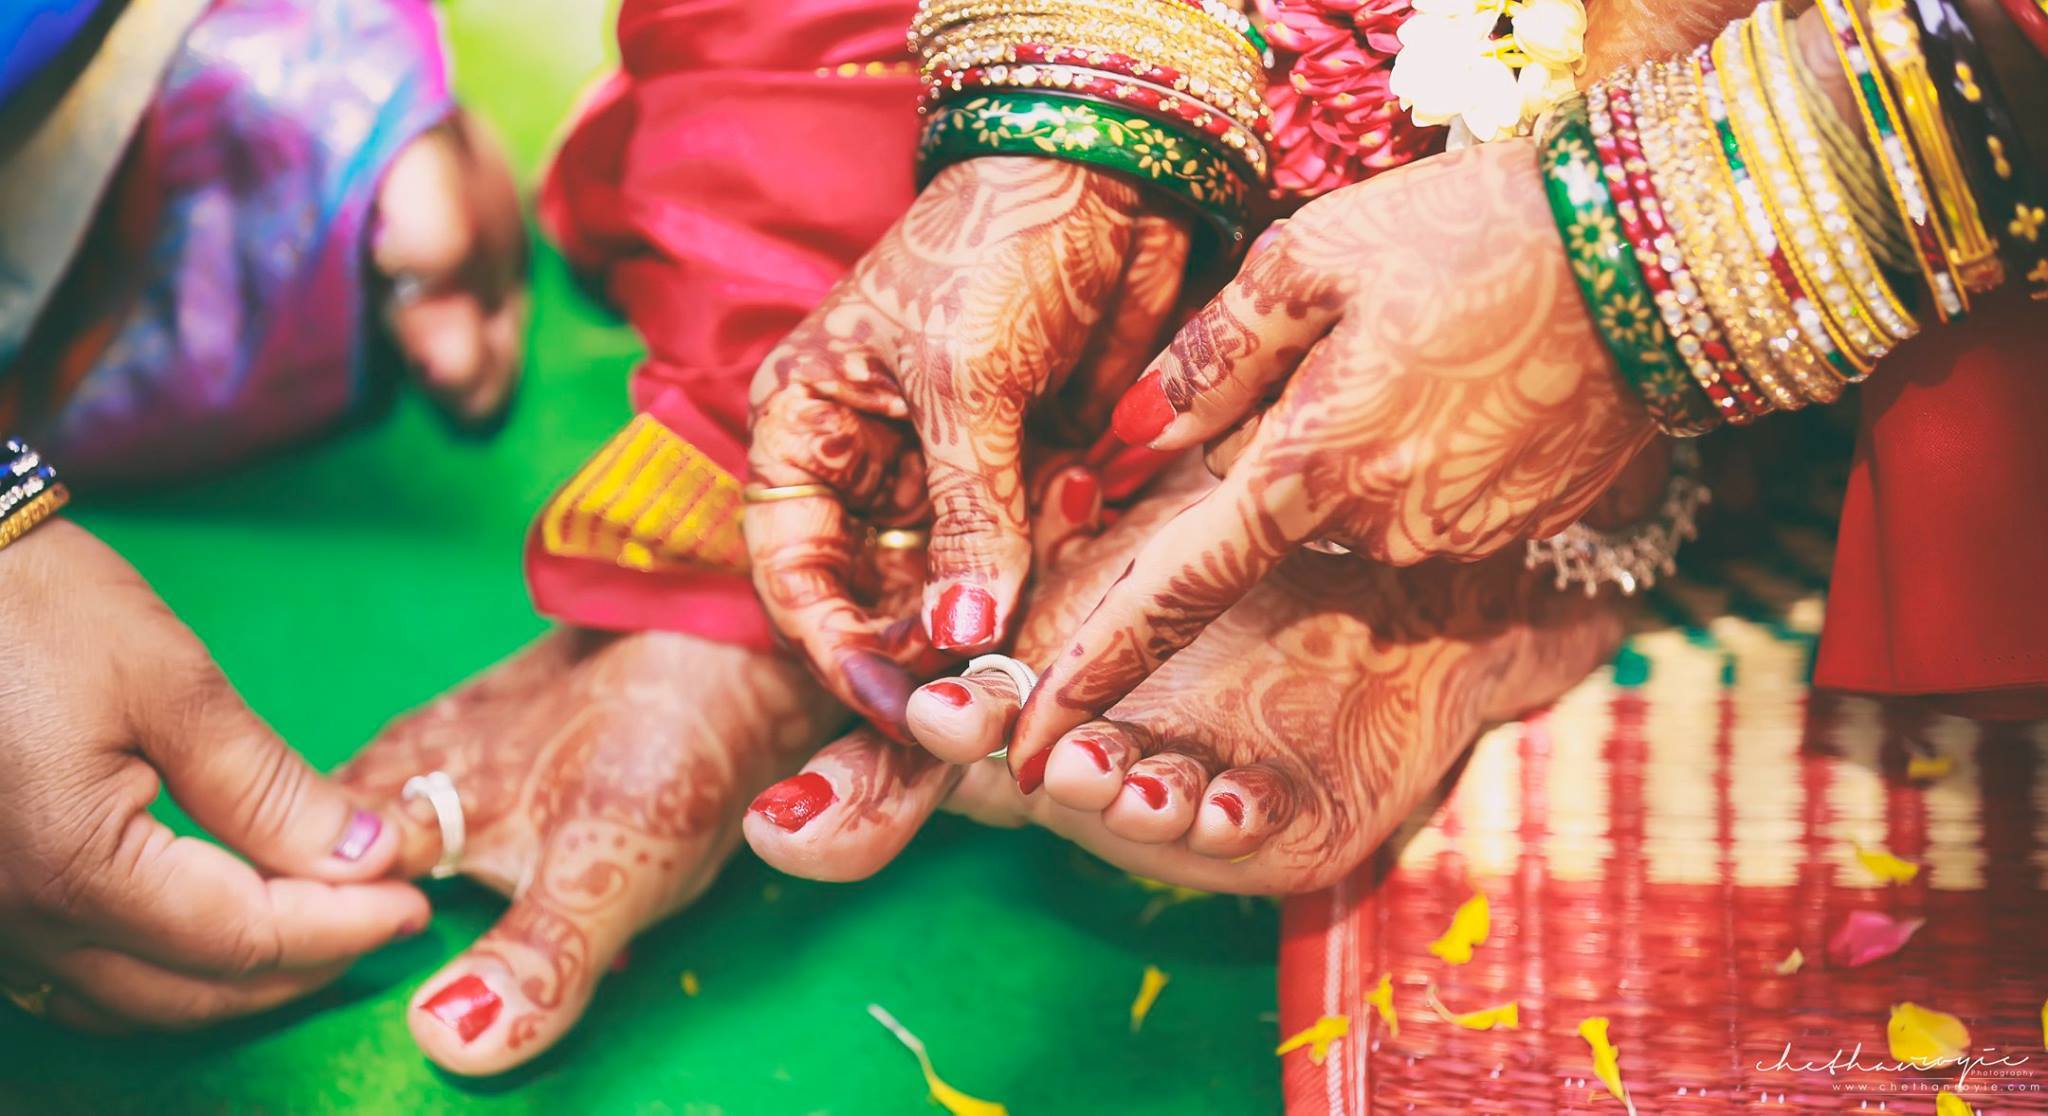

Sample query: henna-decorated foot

[336,628,838,1075]
[751,462,1629,894]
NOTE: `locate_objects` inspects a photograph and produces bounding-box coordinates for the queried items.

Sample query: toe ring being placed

[402,770,467,880]
[963,654,1040,760]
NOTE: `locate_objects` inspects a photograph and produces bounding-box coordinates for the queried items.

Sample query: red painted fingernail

[1016,748,1050,795]
[1058,469,1100,524]
[420,974,502,1043]
[1211,792,1246,827]
[1073,737,1112,774]
[749,772,837,832]
[1127,775,1169,810]
[1111,372,1176,446]
[931,584,997,651]
[924,680,973,708]
[333,808,381,862]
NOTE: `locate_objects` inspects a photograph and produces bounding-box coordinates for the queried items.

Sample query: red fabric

[1815,288,2048,702]
[528,0,920,639]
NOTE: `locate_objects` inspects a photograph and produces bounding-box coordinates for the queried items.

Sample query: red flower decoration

[1258,0,1447,198]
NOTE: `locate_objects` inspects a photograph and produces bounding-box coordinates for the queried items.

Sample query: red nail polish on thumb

[1111,372,1176,446]
[1058,469,1101,524]
[749,772,837,832]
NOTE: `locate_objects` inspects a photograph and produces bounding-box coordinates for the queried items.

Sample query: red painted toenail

[1058,469,1100,524]
[1127,775,1169,810]
[1073,738,1112,774]
[1015,748,1049,795]
[421,974,502,1043]
[1211,792,1246,827]
[749,772,836,831]
[925,680,972,708]
[1112,372,1177,446]
[932,584,998,650]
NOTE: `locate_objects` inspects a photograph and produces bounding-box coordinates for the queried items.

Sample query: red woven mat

[1277,544,2048,1114]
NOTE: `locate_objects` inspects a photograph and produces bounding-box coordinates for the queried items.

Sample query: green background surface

[0,2,1283,1111]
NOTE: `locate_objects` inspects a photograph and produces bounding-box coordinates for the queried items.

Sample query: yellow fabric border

[538,414,749,575]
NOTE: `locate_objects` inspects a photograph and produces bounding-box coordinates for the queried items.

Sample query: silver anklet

[1525,442,1708,597]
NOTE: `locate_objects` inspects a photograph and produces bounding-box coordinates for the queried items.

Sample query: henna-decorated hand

[1001,139,1659,779]
[335,629,838,1076]
[744,156,1190,734]
[742,460,1626,893]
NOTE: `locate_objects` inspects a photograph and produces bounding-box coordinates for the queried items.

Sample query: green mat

[0,2,1281,1111]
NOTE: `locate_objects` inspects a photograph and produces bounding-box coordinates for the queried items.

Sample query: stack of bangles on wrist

[1540,0,2046,438]
[0,438,69,551]
[910,0,1272,248]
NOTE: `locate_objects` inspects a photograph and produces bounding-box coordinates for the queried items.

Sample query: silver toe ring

[401,770,467,879]
[963,654,1039,760]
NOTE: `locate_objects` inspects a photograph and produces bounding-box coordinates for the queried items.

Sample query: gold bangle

[1814,0,1968,320]
[1722,14,1881,378]
[1631,60,1775,422]
[1707,27,1849,401]
[740,483,836,505]
[925,38,1269,127]
[921,20,1263,107]
[1864,0,2005,292]
[1752,3,1917,349]
[914,0,1263,71]
[1670,56,1812,411]
[921,18,1263,102]
[0,483,67,551]
[1642,60,1784,416]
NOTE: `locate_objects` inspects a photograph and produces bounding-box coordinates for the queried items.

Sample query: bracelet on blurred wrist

[0,438,69,552]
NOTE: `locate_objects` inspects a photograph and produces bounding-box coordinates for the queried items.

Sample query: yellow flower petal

[2039,996,2046,1051]
[1773,948,1804,975]
[1887,1002,1971,1067]
[1366,973,1399,1037]
[1907,755,1954,780]
[679,971,700,997]
[1428,890,1491,966]
[1428,986,1520,1031]
[1129,874,1212,923]
[1276,1014,1351,1065]
[1578,1017,1637,1114]
[1855,844,1921,885]
[1130,966,1169,1034]
[868,1004,1009,1116]
[1937,1089,1976,1116]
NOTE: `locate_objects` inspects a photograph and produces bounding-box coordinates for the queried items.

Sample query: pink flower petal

[1827,910,1926,968]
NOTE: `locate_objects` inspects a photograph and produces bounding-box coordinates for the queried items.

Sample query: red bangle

[924,63,1270,179]
[1604,81,1772,422]
[1587,84,1752,423]
[1995,0,2048,59]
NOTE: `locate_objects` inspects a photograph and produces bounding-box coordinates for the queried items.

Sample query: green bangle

[1539,98,1720,436]
[917,91,1250,250]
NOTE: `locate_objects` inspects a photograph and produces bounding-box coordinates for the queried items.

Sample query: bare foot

[746,464,1627,893]
[336,628,836,1075]
[371,109,527,427]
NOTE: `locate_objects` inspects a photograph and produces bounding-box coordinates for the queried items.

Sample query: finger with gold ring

[869,527,929,551]
[741,483,835,505]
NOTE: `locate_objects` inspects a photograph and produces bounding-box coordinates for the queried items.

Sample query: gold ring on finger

[741,483,835,505]
[869,527,929,551]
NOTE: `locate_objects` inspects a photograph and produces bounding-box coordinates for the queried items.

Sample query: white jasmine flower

[1512,0,1587,70]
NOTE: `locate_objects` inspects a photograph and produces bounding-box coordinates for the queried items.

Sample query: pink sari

[528,0,920,648]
